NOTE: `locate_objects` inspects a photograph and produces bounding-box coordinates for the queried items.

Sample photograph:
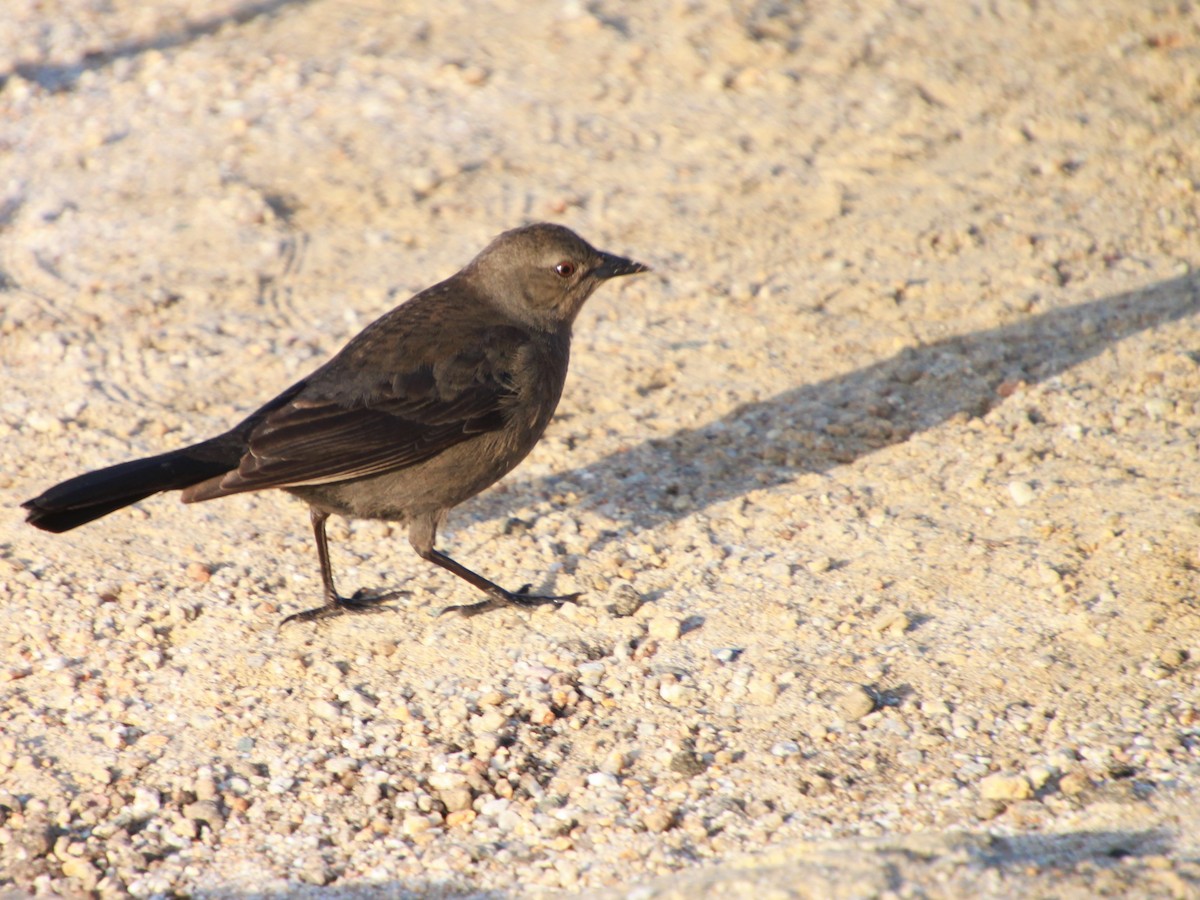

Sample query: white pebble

[1008,481,1036,506]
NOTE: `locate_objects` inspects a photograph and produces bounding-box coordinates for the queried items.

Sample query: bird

[23,223,648,624]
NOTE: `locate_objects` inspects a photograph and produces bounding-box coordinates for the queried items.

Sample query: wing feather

[208,324,525,496]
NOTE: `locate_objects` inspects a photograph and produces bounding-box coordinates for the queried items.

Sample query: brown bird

[23,223,648,624]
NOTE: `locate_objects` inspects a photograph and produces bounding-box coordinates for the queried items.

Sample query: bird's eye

[554,261,576,278]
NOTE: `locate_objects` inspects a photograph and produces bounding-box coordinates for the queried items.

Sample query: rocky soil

[2,0,1199,897]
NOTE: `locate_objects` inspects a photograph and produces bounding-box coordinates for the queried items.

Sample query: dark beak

[594,252,650,279]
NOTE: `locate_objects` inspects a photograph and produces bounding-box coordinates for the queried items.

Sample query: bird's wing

[208,325,527,495]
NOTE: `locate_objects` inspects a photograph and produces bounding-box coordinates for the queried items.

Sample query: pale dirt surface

[2,0,1200,897]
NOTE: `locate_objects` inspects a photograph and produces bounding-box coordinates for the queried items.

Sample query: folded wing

[184,327,525,500]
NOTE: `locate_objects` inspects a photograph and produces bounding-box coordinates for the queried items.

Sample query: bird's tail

[23,446,234,533]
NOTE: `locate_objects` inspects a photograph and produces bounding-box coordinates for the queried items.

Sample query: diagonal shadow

[473,273,1200,534]
[0,0,318,94]
[969,828,1172,870]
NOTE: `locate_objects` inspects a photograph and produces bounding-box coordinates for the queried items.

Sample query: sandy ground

[2,0,1200,896]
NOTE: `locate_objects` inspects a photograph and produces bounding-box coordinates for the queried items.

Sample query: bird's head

[468,223,648,330]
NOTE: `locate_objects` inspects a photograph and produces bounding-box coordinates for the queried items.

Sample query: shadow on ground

[475,273,1199,535]
[179,827,1174,897]
[0,0,318,94]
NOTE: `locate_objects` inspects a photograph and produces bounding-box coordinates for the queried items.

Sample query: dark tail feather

[23,449,233,533]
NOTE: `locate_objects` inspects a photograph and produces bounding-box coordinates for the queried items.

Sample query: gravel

[3,0,1200,897]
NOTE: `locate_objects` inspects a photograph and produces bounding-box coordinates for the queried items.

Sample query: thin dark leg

[280,508,400,626]
[313,509,339,602]
[420,547,581,618]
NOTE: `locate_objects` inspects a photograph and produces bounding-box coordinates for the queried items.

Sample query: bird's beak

[594,252,650,279]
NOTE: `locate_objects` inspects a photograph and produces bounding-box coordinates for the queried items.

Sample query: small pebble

[1158,648,1186,668]
[402,813,435,836]
[920,699,951,718]
[310,700,341,722]
[186,562,212,582]
[747,672,779,705]
[659,679,694,706]
[183,800,224,829]
[439,788,473,813]
[131,787,161,815]
[974,799,1006,820]
[648,616,682,641]
[1027,765,1055,789]
[807,556,833,574]
[61,856,100,889]
[0,4,1191,896]
[1059,771,1091,795]
[836,685,877,720]
[870,609,910,635]
[607,582,645,617]
[1008,481,1036,506]
[642,808,675,833]
[980,773,1033,801]
[446,809,476,828]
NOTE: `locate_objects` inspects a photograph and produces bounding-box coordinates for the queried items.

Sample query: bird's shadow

[471,273,1199,538]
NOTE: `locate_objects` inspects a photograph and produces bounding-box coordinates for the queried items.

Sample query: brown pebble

[183,799,225,829]
[648,615,682,641]
[1059,771,1091,795]
[980,773,1033,801]
[186,562,212,582]
[642,807,676,833]
[974,799,1006,820]
[61,856,100,889]
[439,787,473,813]
[1158,648,1186,669]
[836,685,877,720]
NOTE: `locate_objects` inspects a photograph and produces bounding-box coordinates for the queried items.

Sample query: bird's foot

[281,588,405,627]
[438,584,582,618]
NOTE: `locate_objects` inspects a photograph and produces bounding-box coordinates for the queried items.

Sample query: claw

[280,589,405,627]
[438,589,582,618]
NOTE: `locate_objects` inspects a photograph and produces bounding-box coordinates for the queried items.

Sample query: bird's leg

[422,547,581,618]
[280,508,400,626]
